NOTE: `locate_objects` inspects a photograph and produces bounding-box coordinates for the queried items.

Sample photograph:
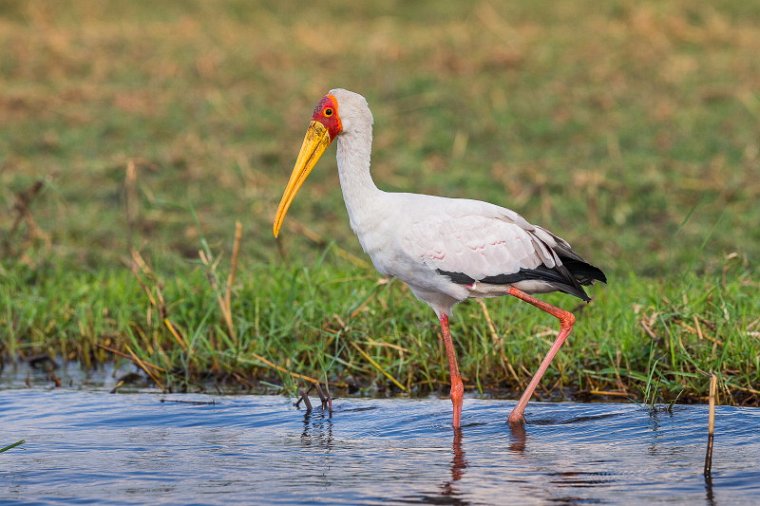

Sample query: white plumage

[358,193,575,315]
[274,88,606,428]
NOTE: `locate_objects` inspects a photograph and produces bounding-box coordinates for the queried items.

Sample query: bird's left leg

[439,313,464,429]
[506,287,576,425]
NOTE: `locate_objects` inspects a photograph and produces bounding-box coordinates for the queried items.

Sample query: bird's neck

[335,127,382,227]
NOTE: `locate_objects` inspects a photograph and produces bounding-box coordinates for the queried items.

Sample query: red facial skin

[311,94,343,140]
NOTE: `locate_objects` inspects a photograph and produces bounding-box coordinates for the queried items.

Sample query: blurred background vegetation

[2,0,758,274]
[1,1,758,401]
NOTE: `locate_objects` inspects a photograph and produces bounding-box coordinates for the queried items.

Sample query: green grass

[0,440,25,453]
[2,251,758,405]
[1,1,759,405]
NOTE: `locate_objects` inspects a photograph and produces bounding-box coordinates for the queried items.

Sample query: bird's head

[273,89,371,238]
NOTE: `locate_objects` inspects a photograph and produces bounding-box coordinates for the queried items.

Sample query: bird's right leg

[439,313,464,429]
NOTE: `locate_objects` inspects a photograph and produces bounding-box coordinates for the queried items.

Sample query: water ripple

[1,390,758,505]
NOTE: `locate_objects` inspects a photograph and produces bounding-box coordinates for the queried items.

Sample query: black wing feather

[437,255,606,302]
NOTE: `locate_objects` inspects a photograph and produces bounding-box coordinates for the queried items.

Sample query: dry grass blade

[125,345,166,391]
[124,159,138,248]
[589,390,630,397]
[728,383,760,395]
[129,249,168,322]
[5,181,42,238]
[225,221,243,317]
[476,299,500,345]
[246,352,321,386]
[704,374,717,477]
[1,180,50,262]
[97,343,138,362]
[476,298,522,387]
[200,221,243,341]
[164,319,188,351]
[640,318,658,340]
[685,316,723,345]
[200,248,234,339]
[350,341,408,392]
[363,338,408,353]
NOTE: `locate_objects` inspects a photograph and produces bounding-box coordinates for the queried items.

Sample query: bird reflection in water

[439,429,468,500]
[437,421,527,502]
[508,421,527,453]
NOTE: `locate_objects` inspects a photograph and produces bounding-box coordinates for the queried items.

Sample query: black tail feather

[560,256,607,286]
[437,254,606,303]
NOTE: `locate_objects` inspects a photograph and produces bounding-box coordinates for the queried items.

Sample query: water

[1,390,759,505]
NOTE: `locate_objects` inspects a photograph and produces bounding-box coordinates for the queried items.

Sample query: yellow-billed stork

[274,89,606,428]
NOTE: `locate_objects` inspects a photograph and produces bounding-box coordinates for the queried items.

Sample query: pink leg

[440,314,464,429]
[506,287,576,425]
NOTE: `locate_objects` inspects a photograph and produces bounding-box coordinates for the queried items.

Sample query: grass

[1,1,759,405]
[2,243,758,405]
[0,440,25,453]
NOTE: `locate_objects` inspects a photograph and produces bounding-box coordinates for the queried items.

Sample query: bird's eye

[324,108,333,117]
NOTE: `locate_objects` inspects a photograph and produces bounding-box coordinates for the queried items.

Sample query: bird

[273,89,606,428]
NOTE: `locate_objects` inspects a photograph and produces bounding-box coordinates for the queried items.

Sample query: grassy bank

[1,1,759,404]
[2,252,758,405]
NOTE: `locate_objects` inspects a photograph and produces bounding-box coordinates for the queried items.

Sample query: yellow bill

[273,121,332,237]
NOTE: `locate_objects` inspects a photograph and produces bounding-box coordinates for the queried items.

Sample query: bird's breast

[348,214,392,275]
[357,224,468,301]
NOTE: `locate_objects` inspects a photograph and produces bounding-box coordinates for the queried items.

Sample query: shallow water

[1,390,758,505]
